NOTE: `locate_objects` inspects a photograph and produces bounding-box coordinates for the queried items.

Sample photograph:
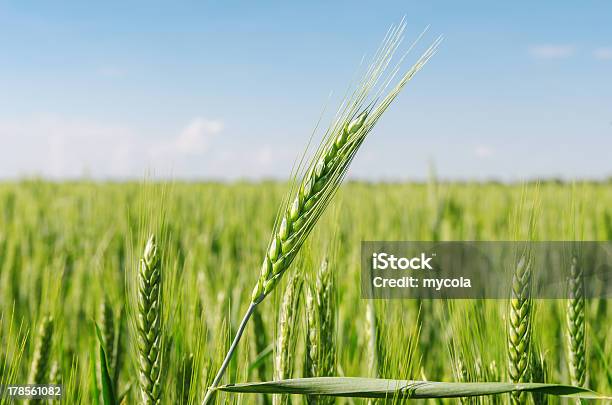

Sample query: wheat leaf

[217,377,610,400]
[95,323,117,405]
[90,346,101,405]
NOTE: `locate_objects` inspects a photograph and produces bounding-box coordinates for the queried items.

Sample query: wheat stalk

[137,234,163,405]
[304,258,336,405]
[203,23,440,404]
[566,255,586,387]
[507,254,533,405]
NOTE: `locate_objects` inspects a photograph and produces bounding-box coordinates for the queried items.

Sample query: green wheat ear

[508,255,533,405]
[137,234,163,405]
[566,255,586,387]
[305,258,335,377]
[251,110,368,302]
[250,29,440,305]
[304,258,336,405]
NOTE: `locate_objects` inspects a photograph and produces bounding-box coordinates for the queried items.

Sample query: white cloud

[528,45,574,59]
[175,118,223,154]
[594,47,612,60]
[255,146,273,166]
[148,117,223,160]
[474,145,494,159]
[0,114,139,178]
[200,143,297,180]
[0,114,224,179]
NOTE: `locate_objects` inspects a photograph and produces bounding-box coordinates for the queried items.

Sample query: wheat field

[0,180,610,403]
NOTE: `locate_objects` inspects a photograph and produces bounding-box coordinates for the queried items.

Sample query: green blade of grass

[89,346,100,405]
[248,343,274,373]
[217,377,610,400]
[94,323,117,405]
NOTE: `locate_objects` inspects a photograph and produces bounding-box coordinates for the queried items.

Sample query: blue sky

[1,1,611,181]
